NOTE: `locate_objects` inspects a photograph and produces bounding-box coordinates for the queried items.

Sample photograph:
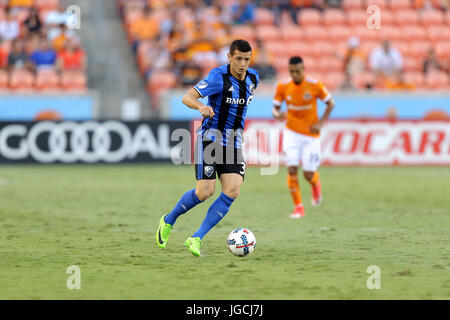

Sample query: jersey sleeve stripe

[194,86,204,98]
[323,94,332,103]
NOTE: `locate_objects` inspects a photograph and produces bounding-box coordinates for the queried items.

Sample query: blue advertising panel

[0,95,93,121]
[167,92,450,120]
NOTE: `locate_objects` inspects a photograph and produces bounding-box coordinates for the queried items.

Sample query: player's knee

[288,167,298,176]
[196,185,215,201]
[303,171,314,181]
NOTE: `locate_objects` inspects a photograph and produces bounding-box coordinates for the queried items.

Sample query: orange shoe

[289,204,305,219]
[311,180,322,207]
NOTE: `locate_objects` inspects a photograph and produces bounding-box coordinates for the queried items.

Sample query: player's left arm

[310,83,335,134]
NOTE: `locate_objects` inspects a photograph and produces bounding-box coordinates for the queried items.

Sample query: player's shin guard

[164,189,203,225]
[287,173,302,206]
[192,192,235,240]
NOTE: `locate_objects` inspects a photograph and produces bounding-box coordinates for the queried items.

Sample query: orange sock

[287,174,302,206]
[310,172,320,187]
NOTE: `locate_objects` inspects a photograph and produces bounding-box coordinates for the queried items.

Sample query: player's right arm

[182,88,215,119]
[272,82,286,122]
[182,69,222,119]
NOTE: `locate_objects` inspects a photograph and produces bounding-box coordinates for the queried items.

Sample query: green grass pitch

[0,165,449,300]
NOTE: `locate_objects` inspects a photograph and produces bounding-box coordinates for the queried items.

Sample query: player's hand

[310,121,323,134]
[198,105,215,119]
[272,108,286,122]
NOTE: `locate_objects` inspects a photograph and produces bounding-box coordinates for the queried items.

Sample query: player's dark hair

[289,56,304,65]
[229,39,252,56]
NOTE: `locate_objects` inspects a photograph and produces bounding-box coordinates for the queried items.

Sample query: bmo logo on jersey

[225,95,253,106]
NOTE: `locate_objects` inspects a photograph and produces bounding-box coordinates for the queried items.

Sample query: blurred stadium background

[0,0,448,164]
[0,0,449,300]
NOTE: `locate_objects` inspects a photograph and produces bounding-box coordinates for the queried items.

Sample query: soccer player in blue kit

[156,39,259,257]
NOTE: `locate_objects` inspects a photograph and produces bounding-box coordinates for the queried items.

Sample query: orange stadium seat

[426,25,450,42]
[281,25,305,41]
[409,41,433,58]
[434,41,450,59]
[265,41,290,58]
[323,72,345,90]
[390,41,410,56]
[327,25,352,41]
[302,26,328,41]
[61,71,87,92]
[312,41,336,56]
[366,0,387,9]
[347,10,368,27]
[400,25,427,41]
[404,71,425,89]
[394,10,420,26]
[298,9,322,26]
[352,72,376,89]
[9,70,35,91]
[354,25,382,41]
[425,71,449,89]
[0,70,8,90]
[256,25,279,42]
[403,56,422,72]
[360,40,380,55]
[389,0,412,10]
[342,0,364,10]
[317,56,343,72]
[446,11,450,25]
[232,25,256,43]
[380,26,403,41]
[35,0,59,10]
[36,70,60,91]
[381,10,394,26]
[273,58,289,74]
[148,70,176,95]
[254,8,275,26]
[420,10,444,26]
[323,9,346,26]
[288,42,315,57]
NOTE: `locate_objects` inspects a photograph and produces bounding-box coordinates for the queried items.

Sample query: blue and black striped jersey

[194,64,259,149]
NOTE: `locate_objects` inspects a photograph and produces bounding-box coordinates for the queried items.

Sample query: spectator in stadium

[142,35,172,80]
[179,60,203,87]
[369,40,403,85]
[231,0,256,25]
[129,6,160,54]
[340,36,366,82]
[8,0,33,9]
[290,0,325,24]
[262,0,291,26]
[23,6,43,36]
[384,71,415,90]
[251,41,276,82]
[0,7,20,41]
[7,39,32,71]
[423,47,446,75]
[339,71,357,91]
[0,38,9,70]
[30,37,58,71]
[52,24,72,52]
[57,39,86,72]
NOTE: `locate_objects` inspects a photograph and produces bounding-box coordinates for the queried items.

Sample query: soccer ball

[226,228,256,257]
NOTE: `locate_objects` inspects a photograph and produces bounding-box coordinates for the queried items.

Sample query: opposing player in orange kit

[272,56,335,218]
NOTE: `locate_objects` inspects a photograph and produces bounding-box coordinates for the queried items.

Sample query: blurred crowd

[119,0,450,105]
[0,0,87,91]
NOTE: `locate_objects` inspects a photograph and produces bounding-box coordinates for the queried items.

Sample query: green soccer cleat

[156,215,173,249]
[184,237,202,257]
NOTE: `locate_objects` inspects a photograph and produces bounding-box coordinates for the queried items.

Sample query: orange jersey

[273,76,332,137]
